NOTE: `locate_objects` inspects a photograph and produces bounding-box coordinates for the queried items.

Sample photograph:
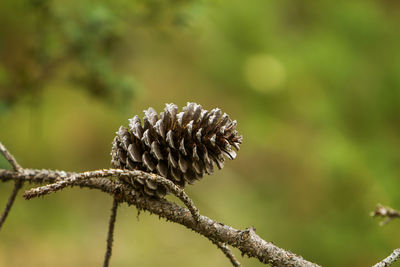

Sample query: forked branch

[0,167,319,266]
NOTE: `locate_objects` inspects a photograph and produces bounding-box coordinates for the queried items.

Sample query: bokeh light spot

[243,54,286,93]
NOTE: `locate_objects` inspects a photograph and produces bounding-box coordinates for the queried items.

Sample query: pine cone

[111,102,242,198]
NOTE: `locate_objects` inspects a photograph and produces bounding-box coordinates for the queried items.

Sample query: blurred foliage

[0,0,193,109]
[1,0,400,266]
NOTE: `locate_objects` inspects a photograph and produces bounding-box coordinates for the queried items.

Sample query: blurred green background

[1,0,400,266]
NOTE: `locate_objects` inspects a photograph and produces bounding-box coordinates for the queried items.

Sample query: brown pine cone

[111,102,242,198]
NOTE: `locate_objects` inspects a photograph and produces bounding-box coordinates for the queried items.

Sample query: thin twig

[372,248,400,267]
[104,198,119,267]
[371,204,400,226]
[0,142,23,230]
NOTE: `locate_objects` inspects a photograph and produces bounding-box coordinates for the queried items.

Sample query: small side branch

[371,204,400,226]
[208,238,241,267]
[0,180,23,230]
[0,142,22,172]
[104,198,119,267]
[0,142,23,230]
[372,248,400,267]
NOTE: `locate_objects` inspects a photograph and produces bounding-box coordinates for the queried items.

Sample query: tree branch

[372,248,400,267]
[1,167,319,267]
